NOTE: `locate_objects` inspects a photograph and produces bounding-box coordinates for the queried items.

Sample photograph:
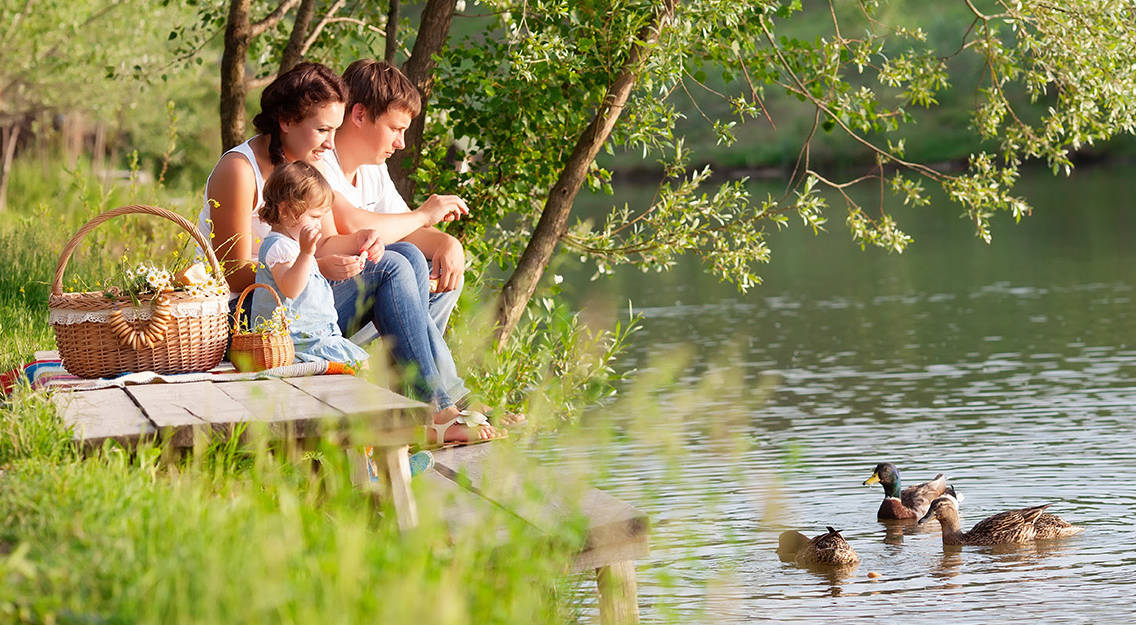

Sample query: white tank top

[198,139,272,261]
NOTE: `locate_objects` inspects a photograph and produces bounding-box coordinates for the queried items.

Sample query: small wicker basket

[229,283,295,372]
[49,205,229,378]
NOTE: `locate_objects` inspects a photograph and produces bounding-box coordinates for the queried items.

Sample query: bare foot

[428,405,506,444]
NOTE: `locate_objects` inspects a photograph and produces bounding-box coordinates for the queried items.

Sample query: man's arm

[331,191,465,242]
[402,227,465,292]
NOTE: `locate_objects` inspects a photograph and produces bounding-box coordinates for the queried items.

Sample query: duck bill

[917,510,934,525]
[862,472,881,486]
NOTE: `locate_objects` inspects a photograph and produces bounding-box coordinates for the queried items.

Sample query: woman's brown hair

[252,62,347,165]
[258,161,334,226]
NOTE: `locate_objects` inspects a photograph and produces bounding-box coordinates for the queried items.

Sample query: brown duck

[777,527,860,567]
[863,462,953,520]
[918,495,1085,545]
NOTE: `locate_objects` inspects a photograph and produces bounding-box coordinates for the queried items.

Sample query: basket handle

[51,204,224,296]
[233,282,285,331]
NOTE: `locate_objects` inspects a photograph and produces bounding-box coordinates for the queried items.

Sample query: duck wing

[964,504,1050,544]
[1034,513,1085,539]
[899,473,949,517]
[800,527,859,566]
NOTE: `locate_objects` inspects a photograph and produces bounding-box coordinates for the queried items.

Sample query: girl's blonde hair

[258,161,334,225]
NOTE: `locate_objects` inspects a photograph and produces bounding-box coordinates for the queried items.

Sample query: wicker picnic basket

[229,283,295,372]
[48,205,230,378]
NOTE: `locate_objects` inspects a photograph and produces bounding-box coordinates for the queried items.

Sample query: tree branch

[759,18,944,181]
[278,0,317,74]
[250,0,300,38]
[245,73,275,90]
[298,0,347,57]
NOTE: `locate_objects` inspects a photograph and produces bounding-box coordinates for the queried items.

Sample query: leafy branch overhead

[419,0,1136,307]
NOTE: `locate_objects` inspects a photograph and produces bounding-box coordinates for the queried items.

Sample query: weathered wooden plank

[572,535,650,573]
[432,444,649,553]
[282,375,429,432]
[213,378,339,439]
[418,471,518,545]
[125,382,253,447]
[51,388,156,447]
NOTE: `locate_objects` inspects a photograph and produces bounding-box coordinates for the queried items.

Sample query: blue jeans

[331,242,469,408]
[384,245,463,333]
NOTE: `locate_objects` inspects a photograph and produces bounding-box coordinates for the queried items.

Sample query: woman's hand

[299,223,323,255]
[355,229,385,261]
[415,194,469,226]
[317,254,365,281]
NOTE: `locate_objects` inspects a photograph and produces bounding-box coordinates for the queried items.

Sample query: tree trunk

[0,122,21,212]
[278,0,316,74]
[493,0,677,346]
[388,0,456,199]
[220,0,252,151]
[385,0,400,63]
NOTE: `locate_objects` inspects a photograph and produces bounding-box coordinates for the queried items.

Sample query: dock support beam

[597,560,639,625]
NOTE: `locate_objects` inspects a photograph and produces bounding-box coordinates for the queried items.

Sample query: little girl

[250,161,370,367]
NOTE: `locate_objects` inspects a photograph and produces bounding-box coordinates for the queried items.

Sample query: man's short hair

[343,59,421,120]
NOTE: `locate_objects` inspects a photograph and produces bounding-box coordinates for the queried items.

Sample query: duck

[777,527,860,567]
[862,462,953,520]
[917,495,1085,545]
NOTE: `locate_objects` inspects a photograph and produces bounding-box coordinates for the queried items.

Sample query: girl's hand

[355,229,385,261]
[299,223,323,255]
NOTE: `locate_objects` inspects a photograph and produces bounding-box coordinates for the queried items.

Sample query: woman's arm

[205,153,259,293]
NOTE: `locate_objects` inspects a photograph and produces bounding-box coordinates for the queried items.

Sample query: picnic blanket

[2,351,355,395]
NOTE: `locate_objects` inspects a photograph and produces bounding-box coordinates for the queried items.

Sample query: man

[321,59,468,339]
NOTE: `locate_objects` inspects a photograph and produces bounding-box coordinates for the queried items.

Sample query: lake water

[558,164,1136,623]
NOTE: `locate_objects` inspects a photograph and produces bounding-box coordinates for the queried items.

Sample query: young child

[250,161,370,367]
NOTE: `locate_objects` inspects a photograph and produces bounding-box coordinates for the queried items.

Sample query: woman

[200,62,501,444]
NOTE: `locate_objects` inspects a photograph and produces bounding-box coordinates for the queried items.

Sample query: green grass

[0,392,583,625]
[0,156,680,625]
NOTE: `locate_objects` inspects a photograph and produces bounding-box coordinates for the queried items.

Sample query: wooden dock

[49,372,649,623]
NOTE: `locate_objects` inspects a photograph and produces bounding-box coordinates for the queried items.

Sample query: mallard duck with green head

[918,495,1084,545]
[777,527,860,567]
[863,462,953,520]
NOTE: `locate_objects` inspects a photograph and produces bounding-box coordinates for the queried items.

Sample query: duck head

[918,494,960,525]
[863,462,903,498]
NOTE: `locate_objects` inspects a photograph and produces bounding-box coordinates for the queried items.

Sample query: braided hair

[251,62,347,165]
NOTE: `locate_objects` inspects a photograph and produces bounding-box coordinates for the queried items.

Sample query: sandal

[423,409,508,450]
[455,397,527,428]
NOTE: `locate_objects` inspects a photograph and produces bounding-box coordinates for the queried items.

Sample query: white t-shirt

[320,150,410,214]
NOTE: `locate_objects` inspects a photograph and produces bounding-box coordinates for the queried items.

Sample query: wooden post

[596,561,639,625]
[380,444,418,530]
